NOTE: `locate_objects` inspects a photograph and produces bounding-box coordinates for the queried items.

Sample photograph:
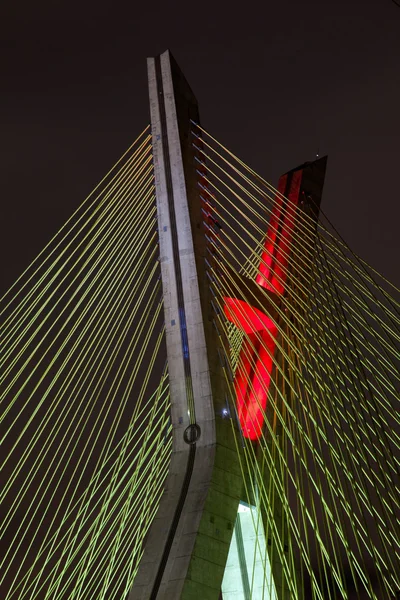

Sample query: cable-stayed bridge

[1,50,399,600]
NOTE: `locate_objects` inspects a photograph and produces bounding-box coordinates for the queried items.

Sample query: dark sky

[1,0,399,292]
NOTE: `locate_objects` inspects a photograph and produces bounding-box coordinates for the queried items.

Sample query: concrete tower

[130,49,242,600]
[131,50,326,600]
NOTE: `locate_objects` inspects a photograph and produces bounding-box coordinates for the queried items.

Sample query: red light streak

[224,169,303,440]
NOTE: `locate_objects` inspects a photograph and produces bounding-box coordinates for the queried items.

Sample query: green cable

[0,126,150,309]
[0,136,152,330]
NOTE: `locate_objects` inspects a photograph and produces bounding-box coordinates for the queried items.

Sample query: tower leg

[130,50,242,600]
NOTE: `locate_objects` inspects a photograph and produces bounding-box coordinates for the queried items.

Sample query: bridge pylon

[130,49,243,600]
[131,50,326,600]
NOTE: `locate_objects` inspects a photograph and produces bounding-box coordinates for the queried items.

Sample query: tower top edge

[146,49,172,61]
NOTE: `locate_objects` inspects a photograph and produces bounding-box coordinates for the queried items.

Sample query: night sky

[1,0,400,295]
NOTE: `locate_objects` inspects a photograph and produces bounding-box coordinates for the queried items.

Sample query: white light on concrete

[222,501,278,600]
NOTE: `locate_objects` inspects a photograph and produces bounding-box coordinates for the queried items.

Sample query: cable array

[1,119,399,600]
[1,127,171,600]
[192,123,400,600]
